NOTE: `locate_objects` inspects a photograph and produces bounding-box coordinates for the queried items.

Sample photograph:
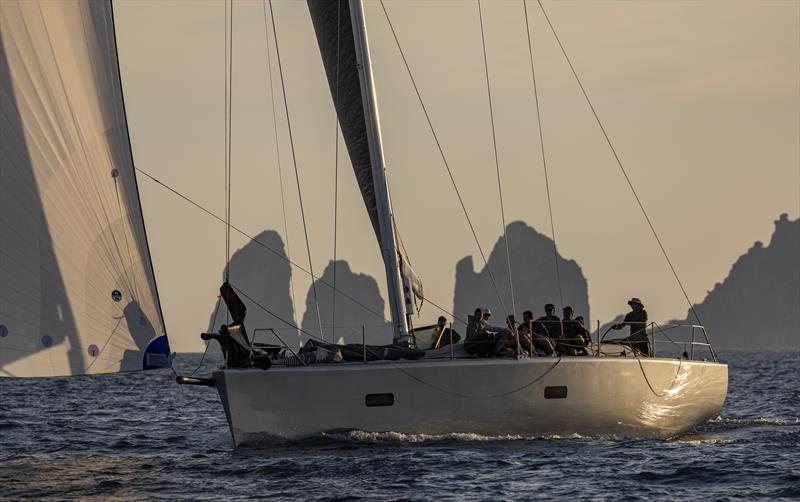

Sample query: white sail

[0,0,169,377]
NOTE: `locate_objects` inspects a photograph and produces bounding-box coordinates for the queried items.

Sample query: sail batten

[0,0,169,377]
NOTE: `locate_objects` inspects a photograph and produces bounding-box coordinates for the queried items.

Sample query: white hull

[212,357,727,445]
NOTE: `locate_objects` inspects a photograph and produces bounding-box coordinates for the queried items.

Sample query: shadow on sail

[120,300,156,368]
[0,30,82,375]
[453,221,590,329]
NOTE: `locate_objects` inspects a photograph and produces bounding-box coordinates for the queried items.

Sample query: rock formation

[300,260,389,345]
[206,230,296,346]
[453,221,590,330]
[670,214,799,348]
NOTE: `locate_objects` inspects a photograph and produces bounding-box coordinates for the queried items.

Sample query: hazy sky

[114,0,799,352]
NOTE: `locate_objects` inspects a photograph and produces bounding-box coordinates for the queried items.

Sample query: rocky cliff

[670,214,799,347]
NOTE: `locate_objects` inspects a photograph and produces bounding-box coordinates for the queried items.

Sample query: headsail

[0,0,169,377]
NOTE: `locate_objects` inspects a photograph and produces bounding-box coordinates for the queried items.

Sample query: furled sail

[307,0,382,242]
[0,0,170,377]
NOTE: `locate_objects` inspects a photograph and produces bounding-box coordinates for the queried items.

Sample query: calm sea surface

[1,349,798,500]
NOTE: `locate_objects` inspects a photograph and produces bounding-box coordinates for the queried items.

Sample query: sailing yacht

[188,0,727,444]
[0,0,727,446]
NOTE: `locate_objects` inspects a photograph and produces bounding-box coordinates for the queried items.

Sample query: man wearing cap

[464,307,509,357]
[612,297,650,356]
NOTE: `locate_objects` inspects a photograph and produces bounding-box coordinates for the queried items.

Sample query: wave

[233,429,607,448]
[707,416,800,427]
[318,430,600,443]
[316,419,800,446]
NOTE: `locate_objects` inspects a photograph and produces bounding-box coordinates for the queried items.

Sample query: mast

[348,0,409,342]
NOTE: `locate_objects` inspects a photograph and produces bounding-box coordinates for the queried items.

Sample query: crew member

[536,303,563,339]
[612,297,650,356]
[519,310,556,355]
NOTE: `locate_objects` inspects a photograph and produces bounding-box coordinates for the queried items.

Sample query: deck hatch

[544,386,568,399]
[365,393,394,407]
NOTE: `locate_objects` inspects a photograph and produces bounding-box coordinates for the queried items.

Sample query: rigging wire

[422,297,466,325]
[134,166,390,323]
[522,0,564,308]
[477,0,515,319]
[378,0,508,316]
[332,0,342,343]
[535,0,702,325]
[231,283,330,344]
[261,0,300,341]
[267,0,326,341]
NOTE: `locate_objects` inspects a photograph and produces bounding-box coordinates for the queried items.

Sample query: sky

[113,0,799,352]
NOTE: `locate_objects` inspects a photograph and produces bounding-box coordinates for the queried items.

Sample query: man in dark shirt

[612,297,650,356]
[432,315,460,349]
[519,310,556,355]
[535,303,563,339]
[561,306,589,355]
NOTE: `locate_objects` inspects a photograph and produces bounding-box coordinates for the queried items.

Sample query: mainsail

[307,0,424,338]
[306,0,381,242]
[0,0,169,377]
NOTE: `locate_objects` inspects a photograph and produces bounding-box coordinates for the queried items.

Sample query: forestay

[0,0,169,377]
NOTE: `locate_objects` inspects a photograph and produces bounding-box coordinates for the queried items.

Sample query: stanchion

[449,322,454,360]
[596,320,600,356]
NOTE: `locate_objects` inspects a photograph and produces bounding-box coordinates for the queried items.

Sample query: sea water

[1,349,797,500]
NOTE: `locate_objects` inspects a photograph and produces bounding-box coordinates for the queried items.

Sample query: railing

[244,320,719,365]
[597,321,718,363]
[651,322,718,362]
[250,325,396,364]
